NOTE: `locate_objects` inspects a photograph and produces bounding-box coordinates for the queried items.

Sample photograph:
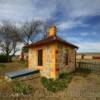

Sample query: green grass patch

[41,72,72,92]
[0,63,6,67]
[12,81,32,94]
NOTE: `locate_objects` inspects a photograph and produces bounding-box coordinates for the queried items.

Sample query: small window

[65,50,68,65]
[38,49,43,66]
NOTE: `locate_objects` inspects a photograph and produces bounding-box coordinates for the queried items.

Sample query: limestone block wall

[41,44,56,78]
[28,44,56,79]
[28,43,76,79]
[28,48,34,68]
[56,43,76,74]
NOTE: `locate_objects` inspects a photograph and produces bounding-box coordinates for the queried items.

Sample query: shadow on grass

[0,63,6,68]
[73,68,91,77]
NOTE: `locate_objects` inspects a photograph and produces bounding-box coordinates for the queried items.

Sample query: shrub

[12,81,32,94]
[41,72,72,92]
[0,55,8,62]
[59,72,72,80]
[0,54,12,62]
[22,47,28,53]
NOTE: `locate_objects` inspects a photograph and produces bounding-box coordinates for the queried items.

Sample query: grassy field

[77,59,100,62]
[0,61,99,100]
[0,61,27,75]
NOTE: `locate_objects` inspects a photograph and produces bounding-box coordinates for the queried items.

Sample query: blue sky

[0,0,100,52]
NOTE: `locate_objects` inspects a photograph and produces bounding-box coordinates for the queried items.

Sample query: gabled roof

[25,35,78,49]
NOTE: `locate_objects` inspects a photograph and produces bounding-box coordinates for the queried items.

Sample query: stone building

[26,26,78,79]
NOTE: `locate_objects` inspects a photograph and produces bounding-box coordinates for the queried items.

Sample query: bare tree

[20,20,46,45]
[0,21,20,61]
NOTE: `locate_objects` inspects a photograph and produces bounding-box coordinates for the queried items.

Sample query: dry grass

[0,61,27,75]
[0,61,28,94]
[0,61,100,100]
[0,72,99,100]
[77,59,100,63]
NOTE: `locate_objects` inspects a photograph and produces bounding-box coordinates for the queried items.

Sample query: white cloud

[67,36,100,52]
[16,43,24,55]
[68,0,100,17]
[57,20,88,30]
[77,42,100,52]
[58,21,76,30]
[67,37,82,45]
[80,32,97,36]
[80,32,89,36]
[0,0,100,53]
[0,0,57,22]
[0,0,100,22]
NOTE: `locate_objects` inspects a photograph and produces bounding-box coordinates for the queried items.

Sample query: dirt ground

[0,61,100,100]
[0,72,99,100]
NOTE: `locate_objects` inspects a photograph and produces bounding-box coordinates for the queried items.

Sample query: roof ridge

[25,35,78,48]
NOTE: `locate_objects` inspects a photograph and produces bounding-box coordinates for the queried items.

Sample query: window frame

[37,49,43,66]
[65,49,69,65]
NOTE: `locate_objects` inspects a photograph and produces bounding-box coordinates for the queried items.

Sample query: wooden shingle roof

[25,35,78,48]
